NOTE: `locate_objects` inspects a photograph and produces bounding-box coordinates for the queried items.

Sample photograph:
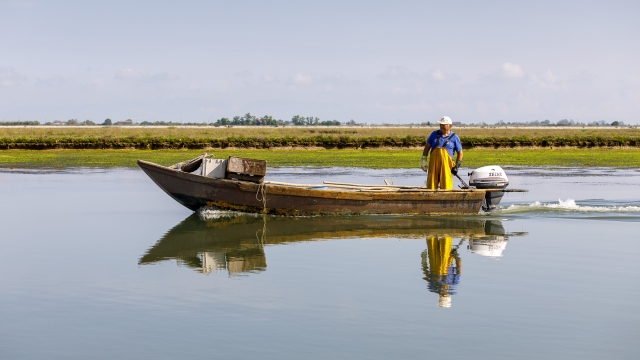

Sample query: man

[421,116,463,189]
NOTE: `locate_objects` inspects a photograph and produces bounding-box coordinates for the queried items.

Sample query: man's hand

[421,156,428,172]
[451,160,462,175]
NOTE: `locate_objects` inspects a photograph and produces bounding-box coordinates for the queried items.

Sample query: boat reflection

[140,213,527,305]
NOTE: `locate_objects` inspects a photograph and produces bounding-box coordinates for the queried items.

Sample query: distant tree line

[213,113,279,126]
[0,119,97,126]
[0,121,41,126]
[0,115,345,127]
[55,119,96,125]
[139,120,208,126]
[0,117,632,127]
[212,113,342,127]
[489,119,627,127]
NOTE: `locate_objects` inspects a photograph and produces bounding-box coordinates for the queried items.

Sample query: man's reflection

[419,220,525,308]
[421,236,464,308]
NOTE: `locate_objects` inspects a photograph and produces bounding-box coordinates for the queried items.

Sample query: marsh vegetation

[1,127,639,150]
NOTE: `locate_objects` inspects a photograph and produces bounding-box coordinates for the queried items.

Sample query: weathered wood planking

[226,156,267,176]
[225,156,267,183]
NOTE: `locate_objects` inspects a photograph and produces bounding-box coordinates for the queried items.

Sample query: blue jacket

[427,130,462,159]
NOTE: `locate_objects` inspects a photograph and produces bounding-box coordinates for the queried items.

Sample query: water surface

[1,166,639,359]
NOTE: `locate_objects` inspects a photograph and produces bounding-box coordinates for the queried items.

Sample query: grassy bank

[1,127,639,149]
[1,148,639,169]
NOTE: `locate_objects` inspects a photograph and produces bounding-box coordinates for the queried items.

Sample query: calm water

[1,166,639,359]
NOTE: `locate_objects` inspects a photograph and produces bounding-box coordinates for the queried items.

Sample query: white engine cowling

[468,165,509,211]
[469,165,509,189]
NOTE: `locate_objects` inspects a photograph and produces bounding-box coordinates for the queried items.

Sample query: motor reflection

[469,219,509,257]
[140,214,527,304]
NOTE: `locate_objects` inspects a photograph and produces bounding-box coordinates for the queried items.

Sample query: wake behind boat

[138,155,526,216]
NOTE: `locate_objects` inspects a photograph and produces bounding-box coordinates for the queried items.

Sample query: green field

[1,148,639,169]
[1,126,639,149]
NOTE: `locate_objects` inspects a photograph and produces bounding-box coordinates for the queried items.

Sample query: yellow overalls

[426,147,455,190]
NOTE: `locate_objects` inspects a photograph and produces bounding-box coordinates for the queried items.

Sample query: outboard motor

[468,165,509,211]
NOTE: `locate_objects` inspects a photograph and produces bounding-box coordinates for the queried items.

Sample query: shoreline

[1,148,639,169]
[2,145,640,150]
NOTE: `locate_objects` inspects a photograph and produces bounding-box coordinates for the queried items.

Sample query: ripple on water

[494,198,640,221]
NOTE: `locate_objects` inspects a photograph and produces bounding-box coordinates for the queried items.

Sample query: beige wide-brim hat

[438,116,452,125]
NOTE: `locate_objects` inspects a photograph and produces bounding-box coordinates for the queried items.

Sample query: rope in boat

[255,182,267,213]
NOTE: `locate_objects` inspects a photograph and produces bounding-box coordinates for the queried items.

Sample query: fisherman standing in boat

[421,116,463,189]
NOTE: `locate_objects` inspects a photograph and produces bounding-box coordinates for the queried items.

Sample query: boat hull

[138,160,486,215]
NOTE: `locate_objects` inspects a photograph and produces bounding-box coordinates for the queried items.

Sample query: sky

[1,0,639,124]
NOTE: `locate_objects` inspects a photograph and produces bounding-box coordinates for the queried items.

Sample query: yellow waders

[426,147,455,189]
[427,236,454,276]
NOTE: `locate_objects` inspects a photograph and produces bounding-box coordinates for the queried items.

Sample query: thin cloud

[0,66,27,87]
[291,73,313,85]
[431,69,447,81]
[321,73,357,86]
[502,62,525,78]
[544,70,556,82]
[381,65,419,79]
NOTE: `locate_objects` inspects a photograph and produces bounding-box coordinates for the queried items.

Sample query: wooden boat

[137,156,523,216]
